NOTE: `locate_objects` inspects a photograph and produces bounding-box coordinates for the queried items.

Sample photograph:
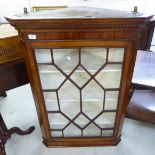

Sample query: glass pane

[64,123,81,137]
[95,64,122,88]
[70,66,90,87]
[81,48,107,74]
[48,113,69,129]
[82,80,104,101]
[59,80,80,119]
[94,112,116,128]
[74,114,89,128]
[60,101,80,119]
[38,65,65,89]
[82,101,103,119]
[104,91,119,110]
[43,92,58,111]
[51,131,62,138]
[53,49,79,75]
[108,48,124,62]
[83,123,101,137]
[82,80,104,119]
[59,80,79,101]
[35,49,52,63]
[102,130,113,137]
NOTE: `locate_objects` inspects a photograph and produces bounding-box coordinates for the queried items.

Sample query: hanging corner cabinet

[6,7,153,147]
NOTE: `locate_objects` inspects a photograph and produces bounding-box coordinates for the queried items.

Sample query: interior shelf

[48,112,116,128]
[44,88,119,113]
[38,64,122,89]
[38,64,122,74]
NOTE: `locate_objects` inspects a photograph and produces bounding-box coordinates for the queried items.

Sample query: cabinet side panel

[23,42,51,140]
[113,41,136,138]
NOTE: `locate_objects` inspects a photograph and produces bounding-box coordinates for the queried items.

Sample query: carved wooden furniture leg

[0,114,35,155]
[0,92,7,97]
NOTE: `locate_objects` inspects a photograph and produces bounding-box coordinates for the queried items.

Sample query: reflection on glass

[51,131,62,137]
[64,123,81,137]
[82,80,104,101]
[70,66,90,87]
[83,123,101,137]
[82,80,104,119]
[81,48,106,74]
[74,114,89,128]
[43,92,58,111]
[59,80,80,119]
[82,101,103,119]
[108,48,124,62]
[94,112,116,128]
[53,49,79,75]
[104,91,119,110]
[60,101,80,119]
[38,65,65,89]
[35,49,52,63]
[59,80,80,101]
[48,113,69,129]
[102,130,113,137]
[95,64,122,88]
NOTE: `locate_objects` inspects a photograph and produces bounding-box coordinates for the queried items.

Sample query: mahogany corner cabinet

[6,7,153,147]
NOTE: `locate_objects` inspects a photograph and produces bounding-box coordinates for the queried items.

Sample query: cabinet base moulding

[43,136,121,147]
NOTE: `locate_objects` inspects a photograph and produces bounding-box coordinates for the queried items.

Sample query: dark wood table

[127,50,155,123]
[0,24,34,155]
[0,114,34,155]
[0,59,34,155]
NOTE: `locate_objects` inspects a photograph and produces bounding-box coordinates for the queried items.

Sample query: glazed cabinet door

[28,40,131,145]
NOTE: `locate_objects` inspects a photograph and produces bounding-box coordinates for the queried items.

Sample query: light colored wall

[0,0,30,22]
[30,0,155,14]
[1,0,155,18]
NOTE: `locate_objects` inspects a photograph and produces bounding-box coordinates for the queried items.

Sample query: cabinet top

[5,7,153,31]
[6,7,152,20]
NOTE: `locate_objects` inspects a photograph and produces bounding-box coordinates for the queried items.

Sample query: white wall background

[29,0,155,14]
[0,0,155,49]
[1,0,155,19]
